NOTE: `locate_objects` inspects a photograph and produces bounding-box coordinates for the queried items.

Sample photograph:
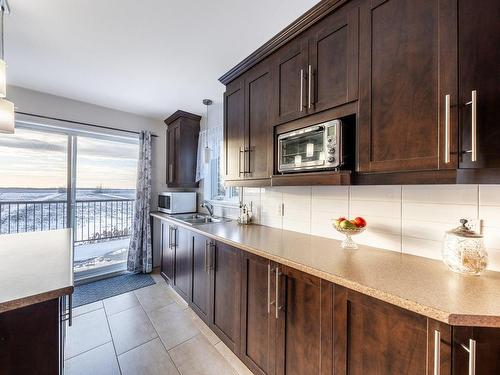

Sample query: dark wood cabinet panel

[224,79,246,181]
[274,38,309,124]
[240,252,276,375]
[275,265,333,375]
[164,110,200,188]
[453,326,500,375]
[0,299,61,375]
[210,241,241,353]
[160,222,175,283]
[358,0,458,173]
[458,0,500,169]
[173,227,191,302]
[309,4,359,113]
[191,233,211,323]
[334,286,428,375]
[244,62,274,180]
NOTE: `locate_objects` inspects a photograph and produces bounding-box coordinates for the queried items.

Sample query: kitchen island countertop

[0,229,74,313]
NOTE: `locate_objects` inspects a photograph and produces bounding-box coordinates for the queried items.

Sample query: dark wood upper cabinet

[308,4,359,113]
[244,61,274,180]
[275,264,333,375]
[274,37,309,124]
[240,252,276,375]
[458,0,500,169]
[224,79,246,181]
[357,0,458,173]
[160,222,175,283]
[210,241,241,354]
[190,233,212,323]
[164,110,201,188]
[173,226,191,302]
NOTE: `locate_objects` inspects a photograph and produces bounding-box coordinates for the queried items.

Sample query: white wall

[8,85,167,266]
[242,185,500,272]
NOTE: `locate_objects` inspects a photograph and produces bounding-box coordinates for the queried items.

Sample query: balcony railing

[0,199,135,244]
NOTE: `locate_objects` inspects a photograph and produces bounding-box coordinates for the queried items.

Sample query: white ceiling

[6,0,319,120]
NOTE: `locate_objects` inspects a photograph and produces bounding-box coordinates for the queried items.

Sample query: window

[200,128,239,204]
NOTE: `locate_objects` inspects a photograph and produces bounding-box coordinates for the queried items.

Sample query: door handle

[209,242,216,271]
[461,339,476,375]
[308,65,313,109]
[267,263,274,314]
[168,163,173,182]
[300,68,304,112]
[275,266,282,319]
[444,94,451,164]
[239,146,244,176]
[204,240,210,272]
[434,330,441,375]
[465,90,477,162]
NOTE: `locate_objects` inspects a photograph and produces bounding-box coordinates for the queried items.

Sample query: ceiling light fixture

[0,0,14,134]
[202,99,213,163]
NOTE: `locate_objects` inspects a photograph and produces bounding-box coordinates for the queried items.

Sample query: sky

[0,127,139,189]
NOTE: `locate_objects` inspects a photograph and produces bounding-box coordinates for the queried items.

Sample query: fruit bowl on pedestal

[333,217,367,249]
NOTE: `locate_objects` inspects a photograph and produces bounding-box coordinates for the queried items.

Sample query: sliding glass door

[0,126,70,234]
[73,135,138,280]
[0,122,139,282]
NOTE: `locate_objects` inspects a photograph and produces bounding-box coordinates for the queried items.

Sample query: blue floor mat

[73,273,155,307]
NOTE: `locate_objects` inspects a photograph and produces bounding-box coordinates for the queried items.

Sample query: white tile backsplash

[243,184,500,272]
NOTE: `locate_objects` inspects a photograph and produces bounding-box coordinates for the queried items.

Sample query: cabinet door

[274,38,309,125]
[224,79,245,181]
[160,222,175,283]
[244,61,274,180]
[173,227,191,302]
[240,252,276,375]
[210,241,241,354]
[308,5,359,113]
[275,265,333,375]
[334,287,428,374]
[458,0,500,169]
[190,233,211,323]
[358,0,458,173]
[453,326,500,375]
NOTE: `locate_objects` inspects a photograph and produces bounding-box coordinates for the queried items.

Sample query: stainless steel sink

[170,213,228,226]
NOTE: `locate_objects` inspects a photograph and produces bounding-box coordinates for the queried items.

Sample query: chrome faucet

[201,200,214,217]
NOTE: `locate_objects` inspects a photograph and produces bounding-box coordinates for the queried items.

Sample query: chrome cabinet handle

[461,339,477,375]
[267,263,272,314]
[465,90,478,162]
[444,95,451,164]
[434,330,441,375]
[205,240,209,272]
[300,69,304,112]
[210,242,216,271]
[168,163,173,182]
[308,65,313,109]
[275,266,282,319]
[239,146,244,176]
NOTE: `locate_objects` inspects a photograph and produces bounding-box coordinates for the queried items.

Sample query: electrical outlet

[463,218,482,234]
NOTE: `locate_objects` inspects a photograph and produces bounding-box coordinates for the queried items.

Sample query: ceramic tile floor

[65,269,252,375]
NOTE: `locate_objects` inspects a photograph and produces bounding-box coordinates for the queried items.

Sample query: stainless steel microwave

[277,119,345,173]
[158,192,197,214]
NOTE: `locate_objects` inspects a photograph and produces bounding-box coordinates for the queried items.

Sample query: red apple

[353,217,366,228]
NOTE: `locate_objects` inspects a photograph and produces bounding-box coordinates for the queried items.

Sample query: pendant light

[202,99,213,163]
[0,0,14,134]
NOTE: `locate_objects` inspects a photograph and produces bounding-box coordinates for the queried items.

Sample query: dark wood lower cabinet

[173,226,191,302]
[275,265,333,375]
[240,252,276,375]
[156,220,500,375]
[0,297,67,375]
[210,241,241,354]
[190,233,212,323]
[334,286,429,374]
[453,326,500,375]
[160,222,175,283]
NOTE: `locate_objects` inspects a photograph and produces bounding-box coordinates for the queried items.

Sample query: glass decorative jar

[442,219,488,275]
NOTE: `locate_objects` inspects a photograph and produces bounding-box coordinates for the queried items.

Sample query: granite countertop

[152,212,500,328]
[0,229,74,313]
